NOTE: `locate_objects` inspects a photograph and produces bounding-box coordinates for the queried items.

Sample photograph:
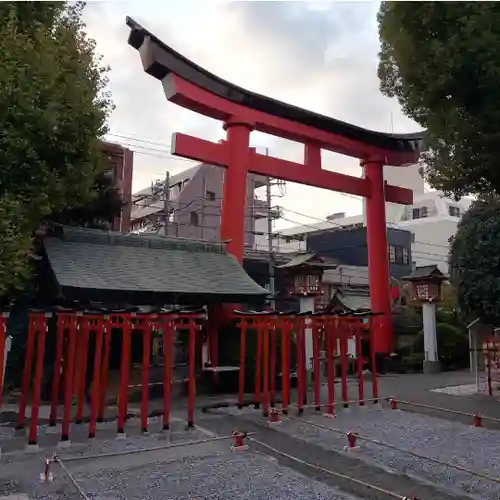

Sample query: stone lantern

[402,265,447,373]
[276,252,338,380]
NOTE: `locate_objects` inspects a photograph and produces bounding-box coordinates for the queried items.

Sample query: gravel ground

[0,417,209,467]
[0,436,363,500]
[214,405,500,500]
[72,451,361,500]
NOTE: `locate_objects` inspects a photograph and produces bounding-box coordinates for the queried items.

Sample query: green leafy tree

[449,197,500,324]
[49,169,123,229]
[0,1,113,298]
[378,2,500,199]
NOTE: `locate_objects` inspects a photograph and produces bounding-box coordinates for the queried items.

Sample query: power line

[278,207,451,250]
[131,192,452,259]
[278,216,447,263]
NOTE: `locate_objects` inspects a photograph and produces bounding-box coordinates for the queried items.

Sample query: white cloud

[83,0,418,229]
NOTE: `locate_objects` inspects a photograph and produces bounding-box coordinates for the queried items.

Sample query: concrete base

[230,445,249,452]
[24,443,40,453]
[423,360,441,374]
[343,446,360,452]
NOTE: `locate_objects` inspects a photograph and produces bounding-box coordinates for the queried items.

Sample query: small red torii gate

[126,18,423,355]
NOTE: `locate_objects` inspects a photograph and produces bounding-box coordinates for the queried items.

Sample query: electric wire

[282,414,500,485]
[246,436,409,499]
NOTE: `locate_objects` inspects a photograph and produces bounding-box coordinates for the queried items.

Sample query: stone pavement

[375,370,500,426]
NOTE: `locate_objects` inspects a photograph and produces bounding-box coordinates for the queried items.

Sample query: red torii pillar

[363,156,393,354]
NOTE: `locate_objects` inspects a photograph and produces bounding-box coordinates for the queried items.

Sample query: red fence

[233,311,378,418]
[0,308,379,446]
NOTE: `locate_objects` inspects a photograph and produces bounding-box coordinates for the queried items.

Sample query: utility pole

[266,177,276,309]
[163,171,170,236]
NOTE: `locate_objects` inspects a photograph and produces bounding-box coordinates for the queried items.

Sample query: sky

[82,0,420,230]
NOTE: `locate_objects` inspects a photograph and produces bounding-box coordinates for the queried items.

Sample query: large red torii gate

[126,17,424,355]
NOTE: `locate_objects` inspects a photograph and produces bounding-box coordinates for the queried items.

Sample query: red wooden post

[28,313,48,446]
[312,321,321,411]
[237,320,247,409]
[300,317,308,405]
[254,324,263,409]
[49,315,65,427]
[117,314,132,435]
[75,318,90,424]
[325,318,335,418]
[208,305,219,387]
[369,316,379,404]
[231,430,248,450]
[280,317,291,415]
[17,312,37,430]
[61,313,77,443]
[339,320,349,408]
[0,312,8,409]
[354,320,365,406]
[473,412,482,427]
[487,348,492,396]
[270,323,277,406]
[162,315,174,430]
[296,317,305,414]
[141,318,152,433]
[262,320,270,417]
[346,431,358,449]
[98,316,111,422]
[88,316,104,438]
[187,316,197,427]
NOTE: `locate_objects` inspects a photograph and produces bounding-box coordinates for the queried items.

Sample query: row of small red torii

[0,309,378,445]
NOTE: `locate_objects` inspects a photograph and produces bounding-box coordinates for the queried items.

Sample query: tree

[49,170,123,229]
[413,323,469,370]
[0,1,113,298]
[378,2,500,199]
[448,196,500,324]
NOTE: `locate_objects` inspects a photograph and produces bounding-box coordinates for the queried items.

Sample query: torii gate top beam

[126,17,424,167]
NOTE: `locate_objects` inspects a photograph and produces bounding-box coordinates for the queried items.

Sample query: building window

[389,245,410,265]
[412,206,428,219]
[448,205,460,217]
[402,246,409,264]
[206,190,216,201]
[389,245,396,263]
[395,245,403,264]
[190,212,199,226]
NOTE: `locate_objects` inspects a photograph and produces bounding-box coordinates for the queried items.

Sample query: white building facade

[272,164,472,273]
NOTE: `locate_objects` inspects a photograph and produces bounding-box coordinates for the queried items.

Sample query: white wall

[398,219,458,273]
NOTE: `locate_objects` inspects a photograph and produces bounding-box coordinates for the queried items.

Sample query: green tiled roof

[44,226,268,302]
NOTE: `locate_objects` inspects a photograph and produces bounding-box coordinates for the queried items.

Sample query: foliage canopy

[0,1,115,299]
[378,2,500,199]
[449,197,500,324]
